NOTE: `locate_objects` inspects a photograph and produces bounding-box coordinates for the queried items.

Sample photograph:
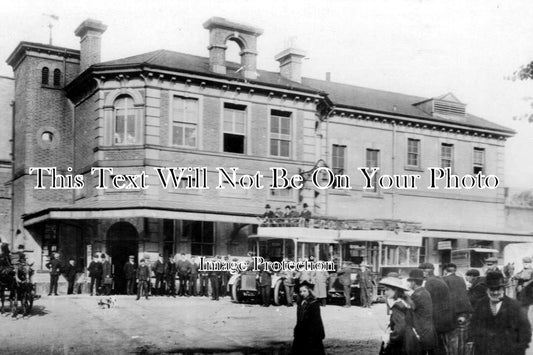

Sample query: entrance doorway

[107,222,139,294]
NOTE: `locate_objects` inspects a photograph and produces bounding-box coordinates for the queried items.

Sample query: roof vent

[434,100,466,116]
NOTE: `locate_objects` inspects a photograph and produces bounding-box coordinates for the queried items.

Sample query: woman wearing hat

[379,276,420,355]
[291,281,325,355]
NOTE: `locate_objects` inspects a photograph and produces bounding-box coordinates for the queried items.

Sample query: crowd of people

[259,203,312,227]
[379,260,533,355]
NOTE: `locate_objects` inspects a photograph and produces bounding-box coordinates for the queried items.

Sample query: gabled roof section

[302,77,514,136]
[92,49,319,94]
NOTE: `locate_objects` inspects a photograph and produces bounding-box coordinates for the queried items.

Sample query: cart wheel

[231,276,241,303]
[273,279,286,306]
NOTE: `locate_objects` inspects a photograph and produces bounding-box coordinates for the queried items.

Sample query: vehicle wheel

[273,279,285,306]
[231,276,241,303]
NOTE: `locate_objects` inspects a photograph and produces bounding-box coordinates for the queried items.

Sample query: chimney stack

[275,48,306,83]
[203,17,263,80]
[74,19,107,72]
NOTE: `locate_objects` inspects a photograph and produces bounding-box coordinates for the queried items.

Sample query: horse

[0,266,17,317]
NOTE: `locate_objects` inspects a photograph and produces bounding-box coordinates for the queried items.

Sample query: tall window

[223,103,246,154]
[332,145,346,174]
[407,138,420,167]
[114,96,137,145]
[53,69,61,86]
[473,147,485,174]
[366,149,380,192]
[184,221,215,256]
[41,67,49,85]
[270,110,291,158]
[441,143,454,169]
[172,96,198,148]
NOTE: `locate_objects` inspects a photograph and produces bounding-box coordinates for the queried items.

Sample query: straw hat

[379,277,410,291]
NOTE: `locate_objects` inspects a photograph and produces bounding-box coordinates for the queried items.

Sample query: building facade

[4,17,533,290]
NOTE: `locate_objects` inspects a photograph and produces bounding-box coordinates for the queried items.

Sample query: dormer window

[414,93,466,117]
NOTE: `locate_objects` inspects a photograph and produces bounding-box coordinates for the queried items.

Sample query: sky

[1,0,533,188]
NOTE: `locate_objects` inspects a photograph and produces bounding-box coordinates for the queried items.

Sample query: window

[223,103,246,154]
[41,67,49,85]
[270,110,291,158]
[441,143,454,169]
[332,145,346,174]
[473,147,485,174]
[270,187,293,199]
[184,221,215,256]
[172,96,198,148]
[53,69,61,86]
[113,96,137,145]
[407,138,420,167]
[366,149,380,192]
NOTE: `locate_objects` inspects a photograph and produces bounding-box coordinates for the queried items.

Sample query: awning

[22,206,259,226]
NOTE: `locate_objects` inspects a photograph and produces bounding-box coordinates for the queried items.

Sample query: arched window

[41,67,49,85]
[113,96,136,145]
[53,69,61,86]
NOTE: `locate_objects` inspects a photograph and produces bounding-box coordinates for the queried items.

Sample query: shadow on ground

[137,338,381,355]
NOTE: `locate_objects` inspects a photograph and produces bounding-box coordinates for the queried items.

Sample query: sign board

[438,241,452,250]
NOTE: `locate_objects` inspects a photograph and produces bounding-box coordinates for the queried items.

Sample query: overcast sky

[2,0,533,188]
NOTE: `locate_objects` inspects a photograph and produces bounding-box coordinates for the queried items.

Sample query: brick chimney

[275,48,306,83]
[74,19,107,72]
[203,17,263,79]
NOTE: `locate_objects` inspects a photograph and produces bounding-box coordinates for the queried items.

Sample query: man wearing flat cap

[408,269,436,353]
[419,263,454,355]
[123,255,136,295]
[469,271,531,355]
[514,256,533,316]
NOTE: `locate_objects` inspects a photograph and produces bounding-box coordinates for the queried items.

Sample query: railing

[258,216,422,233]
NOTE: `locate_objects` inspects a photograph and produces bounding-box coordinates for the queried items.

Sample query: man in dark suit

[87,254,102,296]
[123,255,136,295]
[63,258,77,295]
[260,204,275,226]
[45,252,62,296]
[469,271,531,355]
[136,259,150,300]
[258,263,272,307]
[443,262,473,348]
[177,253,191,296]
[152,254,165,296]
[419,263,455,355]
[358,263,373,308]
[408,269,437,354]
[300,203,312,227]
[165,256,177,297]
[466,269,487,308]
[101,254,112,295]
[189,257,199,296]
[209,268,221,301]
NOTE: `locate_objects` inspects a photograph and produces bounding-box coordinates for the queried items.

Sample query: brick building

[4,17,533,291]
[0,76,13,242]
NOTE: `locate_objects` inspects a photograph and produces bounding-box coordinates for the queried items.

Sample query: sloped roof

[94,49,319,93]
[94,49,513,135]
[302,77,514,135]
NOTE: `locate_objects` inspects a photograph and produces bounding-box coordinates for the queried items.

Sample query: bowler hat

[418,263,434,270]
[523,256,533,263]
[486,271,506,289]
[265,204,271,209]
[408,269,424,281]
[379,277,410,292]
[303,203,309,208]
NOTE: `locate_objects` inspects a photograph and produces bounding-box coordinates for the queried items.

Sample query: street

[0,295,386,355]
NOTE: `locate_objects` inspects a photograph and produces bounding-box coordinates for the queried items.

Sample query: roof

[302,77,514,135]
[93,49,319,94]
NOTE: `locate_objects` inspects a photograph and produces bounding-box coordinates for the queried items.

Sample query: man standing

[199,264,209,297]
[63,258,77,295]
[45,252,61,296]
[165,256,177,297]
[101,254,112,296]
[152,254,165,296]
[177,253,191,296]
[258,262,272,307]
[300,203,312,227]
[469,271,531,355]
[281,261,295,306]
[136,259,150,300]
[466,269,487,308]
[358,263,373,308]
[123,255,136,296]
[514,256,533,317]
[87,254,102,296]
[209,268,220,301]
[337,262,352,308]
[419,263,455,355]
[407,269,437,354]
[189,257,199,297]
[260,204,275,226]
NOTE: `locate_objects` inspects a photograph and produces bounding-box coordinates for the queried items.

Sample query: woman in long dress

[291,281,325,355]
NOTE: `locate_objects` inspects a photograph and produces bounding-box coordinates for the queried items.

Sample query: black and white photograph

[1,0,533,354]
